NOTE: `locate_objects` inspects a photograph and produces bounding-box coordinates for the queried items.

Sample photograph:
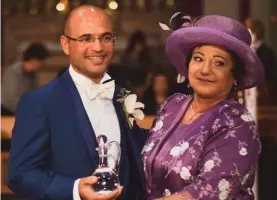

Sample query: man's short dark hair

[23,43,50,61]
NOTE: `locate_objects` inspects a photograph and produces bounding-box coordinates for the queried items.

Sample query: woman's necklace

[188,102,204,121]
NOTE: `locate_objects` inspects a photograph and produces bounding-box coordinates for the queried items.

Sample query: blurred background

[1,0,277,199]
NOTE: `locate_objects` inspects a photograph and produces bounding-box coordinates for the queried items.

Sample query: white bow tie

[85,80,115,100]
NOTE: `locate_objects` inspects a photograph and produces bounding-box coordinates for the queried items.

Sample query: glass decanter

[92,135,121,194]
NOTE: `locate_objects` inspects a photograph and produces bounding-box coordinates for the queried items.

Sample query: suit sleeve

[8,92,76,200]
[132,122,150,151]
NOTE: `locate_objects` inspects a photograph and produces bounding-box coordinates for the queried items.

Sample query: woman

[120,30,153,100]
[142,68,170,115]
[142,15,265,200]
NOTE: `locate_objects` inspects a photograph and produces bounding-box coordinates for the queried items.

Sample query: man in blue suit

[8,5,148,200]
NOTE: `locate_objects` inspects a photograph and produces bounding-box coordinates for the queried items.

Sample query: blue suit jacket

[8,70,148,200]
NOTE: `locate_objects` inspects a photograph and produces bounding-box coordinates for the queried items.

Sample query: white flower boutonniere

[117,89,145,128]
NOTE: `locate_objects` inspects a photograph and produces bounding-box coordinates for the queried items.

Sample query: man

[247,19,277,105]
[1,42,49,115]
[8,5,148,200]
[120,30,153,101]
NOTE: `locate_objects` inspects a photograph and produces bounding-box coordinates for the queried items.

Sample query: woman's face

[188,45,235,100]
[134,43,145,54]
[153,75,168,95]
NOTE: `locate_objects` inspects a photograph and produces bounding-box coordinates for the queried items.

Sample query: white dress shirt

[69,66,121,199]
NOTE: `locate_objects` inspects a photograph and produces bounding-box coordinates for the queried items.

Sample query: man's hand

[79,176,123,200]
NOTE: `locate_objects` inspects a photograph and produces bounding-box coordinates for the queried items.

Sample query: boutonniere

[117,88,145,128]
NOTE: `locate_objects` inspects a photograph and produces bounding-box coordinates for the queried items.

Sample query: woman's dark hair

[23,43,49,61]
[185,46,245,89]
[125,30,147,55]
[228,50,245,85]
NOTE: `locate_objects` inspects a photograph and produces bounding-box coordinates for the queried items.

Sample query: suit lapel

[113,86,145,194]
[112,85,129,185]
[60,70,98,167]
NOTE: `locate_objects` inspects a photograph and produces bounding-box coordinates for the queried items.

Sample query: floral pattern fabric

[142,94,260,200]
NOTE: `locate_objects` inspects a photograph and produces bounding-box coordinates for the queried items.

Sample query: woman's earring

[233,81,238,91]
[177,74,185,83]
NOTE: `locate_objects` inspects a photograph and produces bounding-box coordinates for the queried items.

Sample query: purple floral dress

[142,94,260,200]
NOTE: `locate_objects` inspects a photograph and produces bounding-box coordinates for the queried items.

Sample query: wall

[2,0,276,86]
[203,0,240,20]
[2,9,174,86]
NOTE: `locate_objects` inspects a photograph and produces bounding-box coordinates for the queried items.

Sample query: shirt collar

[251,40,263,52]
[69,65,111,88]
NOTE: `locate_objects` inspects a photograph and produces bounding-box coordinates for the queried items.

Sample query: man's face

[24,59,43,72]
[60,8,114,82]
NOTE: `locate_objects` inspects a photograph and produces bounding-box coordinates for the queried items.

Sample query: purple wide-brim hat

[165,15,265,90]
